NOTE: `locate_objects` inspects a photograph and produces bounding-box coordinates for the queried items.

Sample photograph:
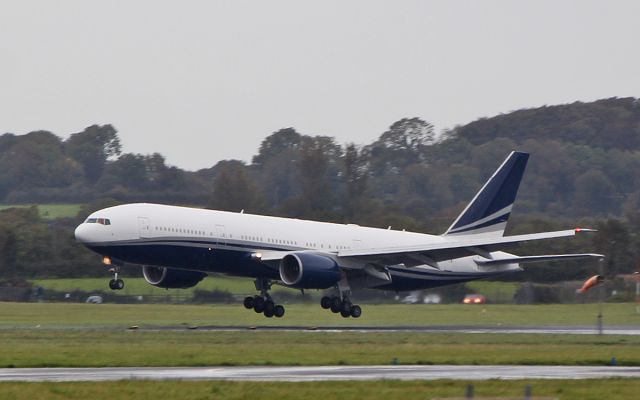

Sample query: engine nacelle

[279,252,341,289]
[142,266,207,289]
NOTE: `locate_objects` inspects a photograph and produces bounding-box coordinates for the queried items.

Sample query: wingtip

[575,228,598,233]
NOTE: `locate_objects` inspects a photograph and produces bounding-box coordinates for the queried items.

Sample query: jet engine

[279,252,341,289]
[142,266,207,289]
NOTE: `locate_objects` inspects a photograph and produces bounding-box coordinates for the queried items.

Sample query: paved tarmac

[148,325,640,335]
[2,365,640,382]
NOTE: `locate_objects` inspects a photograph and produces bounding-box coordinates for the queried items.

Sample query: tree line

[0,97,639,281]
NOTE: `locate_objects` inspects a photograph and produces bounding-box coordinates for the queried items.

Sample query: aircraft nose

[74,224,92,243]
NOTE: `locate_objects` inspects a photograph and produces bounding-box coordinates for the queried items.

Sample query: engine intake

[142,266,207,289]
[279,252,341,289]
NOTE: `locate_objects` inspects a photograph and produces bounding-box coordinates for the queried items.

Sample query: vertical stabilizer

[444,151,529,236]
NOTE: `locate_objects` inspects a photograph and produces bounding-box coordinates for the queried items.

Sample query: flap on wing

[475,253,604,266]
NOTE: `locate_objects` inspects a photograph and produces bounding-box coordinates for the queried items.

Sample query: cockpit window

[85,217,111,225]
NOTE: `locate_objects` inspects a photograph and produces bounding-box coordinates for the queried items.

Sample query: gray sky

[1,1,638,170]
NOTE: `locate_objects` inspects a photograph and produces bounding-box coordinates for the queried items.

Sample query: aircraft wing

[335,229,599,267]
[475,253,604,266]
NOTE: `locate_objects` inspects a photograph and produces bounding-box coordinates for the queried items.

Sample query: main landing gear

[108,267,124,290]
[243,279,285,318]
[320,295,362,318]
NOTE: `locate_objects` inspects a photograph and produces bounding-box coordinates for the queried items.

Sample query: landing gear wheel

[115,279,124,290]
[254,296,265,313]
[350,305,362,318]
[341,300,352,313]
[264,300,275,314]
[108,279,117,290]
[264,308,274,318]
[340,309,351,318]
[320,296,332,309]
[274,305,285,318]
[330,297,342,313]
[243,296,255,309]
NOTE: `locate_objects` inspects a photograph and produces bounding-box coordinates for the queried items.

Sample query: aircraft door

[216,224,226,245]
[138,217,151,238]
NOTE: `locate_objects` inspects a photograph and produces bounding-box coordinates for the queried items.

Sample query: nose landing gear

[243,279,285,318]
[108,267,124,290]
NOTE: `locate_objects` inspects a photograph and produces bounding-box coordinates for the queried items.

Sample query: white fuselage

[75,203,521,291]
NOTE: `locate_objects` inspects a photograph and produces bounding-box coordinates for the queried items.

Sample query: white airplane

[75,151,603,318]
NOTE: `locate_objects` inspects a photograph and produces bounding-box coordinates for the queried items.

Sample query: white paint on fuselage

[74,203,522,279]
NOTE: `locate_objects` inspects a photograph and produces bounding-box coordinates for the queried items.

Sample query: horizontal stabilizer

[475,253,604,266]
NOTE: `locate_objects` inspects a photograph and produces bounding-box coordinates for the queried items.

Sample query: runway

[2,365,640,382]
[147,324,640,335]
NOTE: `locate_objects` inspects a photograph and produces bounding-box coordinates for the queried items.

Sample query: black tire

[340,309,351,318]
[115,279,125,290]
[341,300,352,313]
[320,296,332,309]
[243,296,255,309]
[264,308,274,318]
[254,297,265,313]
[330,297,341,313]
[108,279,116,290]
[274,305,285,318]
[264,300,275,314]
[350,305,362,318]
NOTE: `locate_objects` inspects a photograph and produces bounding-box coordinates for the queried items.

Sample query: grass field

[0,204,82,219]
[1,380,639,400]
[0,302,640,368]
[1,329,638,368]
[2,302,639,328]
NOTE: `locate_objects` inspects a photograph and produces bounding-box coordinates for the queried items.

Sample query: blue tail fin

[444,151,529,236]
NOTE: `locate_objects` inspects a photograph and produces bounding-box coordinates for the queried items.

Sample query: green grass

[0,204,81,219]
[1,379,639,400]
[0,302,639,368]
[1,329,638,368]
[2,302,639,328]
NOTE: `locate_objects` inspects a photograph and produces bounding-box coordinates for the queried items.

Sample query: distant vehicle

[401,292,421,304]
[423,293,442,304]
[402,292,442,304]
[463,294,486,304]
[75,151,602,319]
[85,295,103,304]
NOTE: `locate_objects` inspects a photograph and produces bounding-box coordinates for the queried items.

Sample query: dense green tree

[368,117,435,176]
[283,136,337,219]
[66,124,121,183]
[0,131,80,195]
[343,143,369,218]
[592,219,634,278]
[253,128,303,208]
[208,161,263,213]
[574,169,617,215]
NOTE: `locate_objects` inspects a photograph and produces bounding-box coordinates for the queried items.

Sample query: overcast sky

[1,1,638,170]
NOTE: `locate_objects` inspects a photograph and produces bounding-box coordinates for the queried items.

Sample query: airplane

[74,151,603,318]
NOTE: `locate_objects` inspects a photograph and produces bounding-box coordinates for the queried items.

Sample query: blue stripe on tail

[445,151,529,235]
